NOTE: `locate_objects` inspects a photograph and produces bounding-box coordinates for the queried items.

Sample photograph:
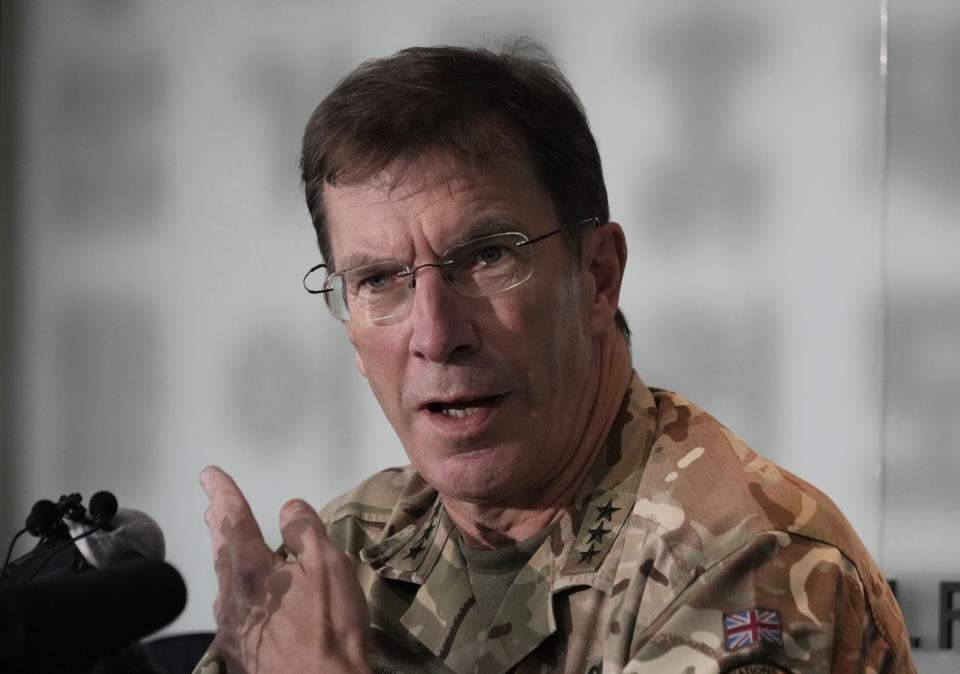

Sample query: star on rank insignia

[594,498,620,522]
[586,522,609,543]
[723,609,782,650]
[402,503,442,562]
[578,544,601,564]
[405,542,426,560]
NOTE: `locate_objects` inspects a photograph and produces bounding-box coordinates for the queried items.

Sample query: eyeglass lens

[328,232,537,322]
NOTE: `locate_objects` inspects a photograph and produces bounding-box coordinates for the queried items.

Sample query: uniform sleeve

[622,532,915,673]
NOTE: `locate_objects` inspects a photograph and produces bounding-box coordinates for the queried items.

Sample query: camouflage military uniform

[195,372,914,673]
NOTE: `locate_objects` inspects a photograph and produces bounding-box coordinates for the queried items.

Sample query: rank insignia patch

[723,609,782,650]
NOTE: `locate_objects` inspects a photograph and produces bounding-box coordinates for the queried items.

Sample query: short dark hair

[300,40,629,338]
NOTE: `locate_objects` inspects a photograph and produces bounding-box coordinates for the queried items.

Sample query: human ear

[585,221,627,334]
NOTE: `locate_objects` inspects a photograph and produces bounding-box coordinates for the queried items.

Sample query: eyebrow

[449,216,523,245]
[335,216,526,272]
[334,253,403,273]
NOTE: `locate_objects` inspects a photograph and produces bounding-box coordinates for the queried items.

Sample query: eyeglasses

[304,217,599,323]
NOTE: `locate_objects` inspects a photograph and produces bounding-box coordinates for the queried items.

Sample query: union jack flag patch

[723,609,782,650]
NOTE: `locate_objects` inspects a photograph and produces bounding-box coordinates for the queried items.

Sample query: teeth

[441,407,480,419]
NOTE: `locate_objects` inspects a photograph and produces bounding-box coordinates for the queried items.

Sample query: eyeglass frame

[303,216,600,322]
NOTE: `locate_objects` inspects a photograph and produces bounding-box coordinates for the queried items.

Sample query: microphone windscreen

[70,508,166,568]
[88,491,119,523]
[25,500,59,537]
[0,559,187,673]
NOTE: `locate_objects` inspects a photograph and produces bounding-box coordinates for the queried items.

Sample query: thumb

[278,499,325,559]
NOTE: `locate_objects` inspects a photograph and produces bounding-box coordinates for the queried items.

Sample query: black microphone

[1,500,68,581]
[2,491,140,582]
[0,558,187,673]
[25,500,61,537]
[88,491,119,524]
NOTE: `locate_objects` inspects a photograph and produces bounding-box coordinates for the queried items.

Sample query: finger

[206,508,241,657]
[278,498,327,560]
[203,502,229,563]
[211,546,236,626]
[202,483,240,632]
[200,466,272,597]
[201,465,266,546]
[200,466,263,532]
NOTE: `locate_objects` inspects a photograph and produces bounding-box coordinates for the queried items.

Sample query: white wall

[3,1,957,668]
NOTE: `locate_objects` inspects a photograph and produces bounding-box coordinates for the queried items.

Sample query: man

[196,42,914,673]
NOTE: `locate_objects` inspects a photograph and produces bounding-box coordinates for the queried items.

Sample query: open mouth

[426,395,501,419]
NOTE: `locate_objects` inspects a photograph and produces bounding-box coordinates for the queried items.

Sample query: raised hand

[200,466,371,674]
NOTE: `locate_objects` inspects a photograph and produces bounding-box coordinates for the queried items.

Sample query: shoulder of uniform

[639,389,911,658]
[738,531,910,665]
[640,389,870,565]
[626,530,912,671]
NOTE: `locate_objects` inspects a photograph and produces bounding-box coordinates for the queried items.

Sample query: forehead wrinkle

[328,152,549,270]
[325,177,417,271]
[452,216,523,244]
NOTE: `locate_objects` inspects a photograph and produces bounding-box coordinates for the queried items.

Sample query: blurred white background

[1,1,957,669]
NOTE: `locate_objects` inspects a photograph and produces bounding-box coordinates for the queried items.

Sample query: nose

[407,266,479,362]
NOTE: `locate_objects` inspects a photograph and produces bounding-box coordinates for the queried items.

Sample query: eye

[357,271,396,293]
[347,265,403,295]
[445,233,526,277]
[473,244,510,266]
[359,271,389,291]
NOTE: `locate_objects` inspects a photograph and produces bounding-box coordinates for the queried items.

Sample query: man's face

[323,153,604,507]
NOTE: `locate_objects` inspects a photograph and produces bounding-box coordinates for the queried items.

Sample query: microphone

[25,500,60,537]
[69,508,165,568]
[0,558,187,673]
[1,500,68,581]
[2,491,150,582]
[88,490,119,524]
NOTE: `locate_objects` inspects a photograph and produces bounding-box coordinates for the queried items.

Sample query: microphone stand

[0,529,30,579]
